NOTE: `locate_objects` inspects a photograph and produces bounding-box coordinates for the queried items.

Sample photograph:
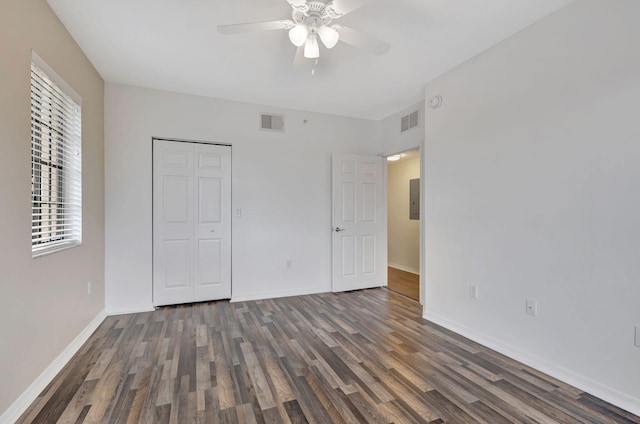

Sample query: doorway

[386,149,421,301]
[152,138,232,306]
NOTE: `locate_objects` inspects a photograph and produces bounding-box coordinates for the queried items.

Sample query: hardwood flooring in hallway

[17,289,639,423]
[387,267,420,301]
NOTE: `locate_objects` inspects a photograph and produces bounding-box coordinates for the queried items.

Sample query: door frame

[151,137,233,307]
[383,146,424,305]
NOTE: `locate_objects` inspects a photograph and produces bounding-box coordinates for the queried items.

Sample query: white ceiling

[47,0,575,120]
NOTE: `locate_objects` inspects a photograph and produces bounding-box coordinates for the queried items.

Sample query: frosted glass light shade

[318,25,339,49]
[304,35,320,58]
[289,25,309,47]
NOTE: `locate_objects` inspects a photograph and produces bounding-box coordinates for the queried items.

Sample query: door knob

[334,227,346,232]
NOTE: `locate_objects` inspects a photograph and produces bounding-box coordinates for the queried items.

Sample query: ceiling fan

[217,0,390,61]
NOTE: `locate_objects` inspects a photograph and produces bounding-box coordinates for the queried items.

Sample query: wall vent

[401,110,419,132]
[260,113,285,132]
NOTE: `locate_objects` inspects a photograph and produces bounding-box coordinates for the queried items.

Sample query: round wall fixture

[429,95,443,109]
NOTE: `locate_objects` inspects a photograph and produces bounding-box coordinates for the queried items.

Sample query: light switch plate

[469,285,479,299]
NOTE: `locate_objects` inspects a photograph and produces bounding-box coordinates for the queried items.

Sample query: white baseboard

[231,287,328,303]
[0,310,107,424]
[423,311,640,418]
[105,305,156,316]
[108,289,332,308]
[388,263,420,275]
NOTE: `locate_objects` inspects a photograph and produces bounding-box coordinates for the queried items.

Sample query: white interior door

[332,154,387,292]
[153,139,231,306]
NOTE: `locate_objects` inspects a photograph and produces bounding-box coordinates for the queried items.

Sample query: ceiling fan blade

[285,0,307,7]
[329,0,371,17]
[217,20,293,35]
[337,25,390,55]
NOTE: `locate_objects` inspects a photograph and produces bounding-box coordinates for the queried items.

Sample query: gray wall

[0,0,105,416]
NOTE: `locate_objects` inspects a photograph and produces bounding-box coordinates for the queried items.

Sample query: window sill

[32,241,81,259]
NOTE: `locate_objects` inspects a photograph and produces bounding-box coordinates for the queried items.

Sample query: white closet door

[153,140,231,306]
[193,143,231,301]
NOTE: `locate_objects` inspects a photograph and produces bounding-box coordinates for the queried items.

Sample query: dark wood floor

[18,289,639,423]
[387,267,420,301]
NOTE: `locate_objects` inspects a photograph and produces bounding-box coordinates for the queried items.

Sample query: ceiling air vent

[401,110,419,132]
[260,113,285,132]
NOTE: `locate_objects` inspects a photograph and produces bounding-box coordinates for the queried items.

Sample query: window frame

[30,52,83,258]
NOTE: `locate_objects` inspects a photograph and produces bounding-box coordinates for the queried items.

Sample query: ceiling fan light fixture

[304,35,320,58]
[318,25,339,49]
[288,24,309,47]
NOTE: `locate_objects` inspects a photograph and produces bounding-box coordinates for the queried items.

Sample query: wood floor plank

[387,267,420,300]
[16,288,640,424]
[239,342,277,410]
[283,399,308,424]
[303,366,360,424]
[57,380,98,424]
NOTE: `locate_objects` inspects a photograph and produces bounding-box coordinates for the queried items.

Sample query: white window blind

[30,54,82,257]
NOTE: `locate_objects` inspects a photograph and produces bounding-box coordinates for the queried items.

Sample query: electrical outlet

[469,285,479,299]
[526,299,538,317]
[635,326,640,348]
[286,260,292,270]
[87,281,92,295]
